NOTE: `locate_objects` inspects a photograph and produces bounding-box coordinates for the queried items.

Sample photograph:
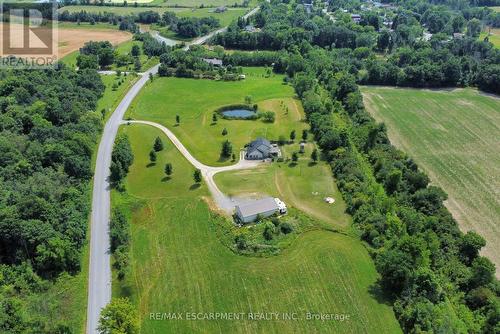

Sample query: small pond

[221,109,256,118]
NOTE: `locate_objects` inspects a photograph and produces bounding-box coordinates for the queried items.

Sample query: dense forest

[213,0,500,94]
[0,66,104,332]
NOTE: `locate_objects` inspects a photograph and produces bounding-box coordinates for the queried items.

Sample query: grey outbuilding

[235,197,287,223]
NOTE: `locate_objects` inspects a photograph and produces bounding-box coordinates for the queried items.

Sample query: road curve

[123,120,263,212]
[86,5,262,334]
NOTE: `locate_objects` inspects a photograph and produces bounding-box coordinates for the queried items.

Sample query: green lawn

[112,40,159,71]
[126,68,304,166]
[98,74,138,121]
[215,142,351,228]
[480,28,500,48]
[112,124,401,333]
[60,50,80,68]
[361,86,500,273]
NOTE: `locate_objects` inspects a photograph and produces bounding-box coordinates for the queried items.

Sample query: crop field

[126,67,307,166]
[0,22,131,59]
[112,124,401,333]
[362,87,500,273]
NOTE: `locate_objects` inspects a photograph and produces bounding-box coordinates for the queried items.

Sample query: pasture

[126,67,306,166]
[361,86,500,274]
[112,124,401,333]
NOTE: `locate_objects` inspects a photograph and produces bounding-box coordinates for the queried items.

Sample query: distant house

[245,138,281,160]
[235,197,287,223]
[351,14,362,23]
[215,6,227,13]
[453,32,464,39]
[202,58,223,66]
[244,25,259,33]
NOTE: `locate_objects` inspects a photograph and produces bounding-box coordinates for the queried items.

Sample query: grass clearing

[112,124,401,333]
[215,142,351,228]
[127,67,304,166]
[361,86,500,274]
[480,28,500,48]
[98,74,138,120]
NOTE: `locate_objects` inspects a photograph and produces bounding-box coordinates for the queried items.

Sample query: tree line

[210,0,500,94]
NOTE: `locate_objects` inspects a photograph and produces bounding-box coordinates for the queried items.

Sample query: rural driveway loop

[123,120,264,212]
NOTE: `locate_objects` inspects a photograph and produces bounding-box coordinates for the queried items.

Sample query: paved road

[86,5,263,334]
[124,120,263,212]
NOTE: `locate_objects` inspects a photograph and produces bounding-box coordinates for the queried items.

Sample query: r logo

[0,2,58,68]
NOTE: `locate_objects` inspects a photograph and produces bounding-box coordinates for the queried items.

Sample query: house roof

[202,58,223,66]
[249,138,271,149]
[247,138,272,156]
[236,197,279,218]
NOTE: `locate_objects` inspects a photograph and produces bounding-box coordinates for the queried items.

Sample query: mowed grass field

[113,124,401,333]
[127,68,306,166]
[362,87,500,274]
[215,142,351,228]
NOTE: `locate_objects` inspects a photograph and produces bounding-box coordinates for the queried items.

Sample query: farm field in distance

[126,67,304,166]
[361,86,500,275]
[112,124,401,333]
[0,22,131,59]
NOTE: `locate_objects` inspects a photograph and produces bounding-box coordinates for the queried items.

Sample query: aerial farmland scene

[0,0,498,333]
